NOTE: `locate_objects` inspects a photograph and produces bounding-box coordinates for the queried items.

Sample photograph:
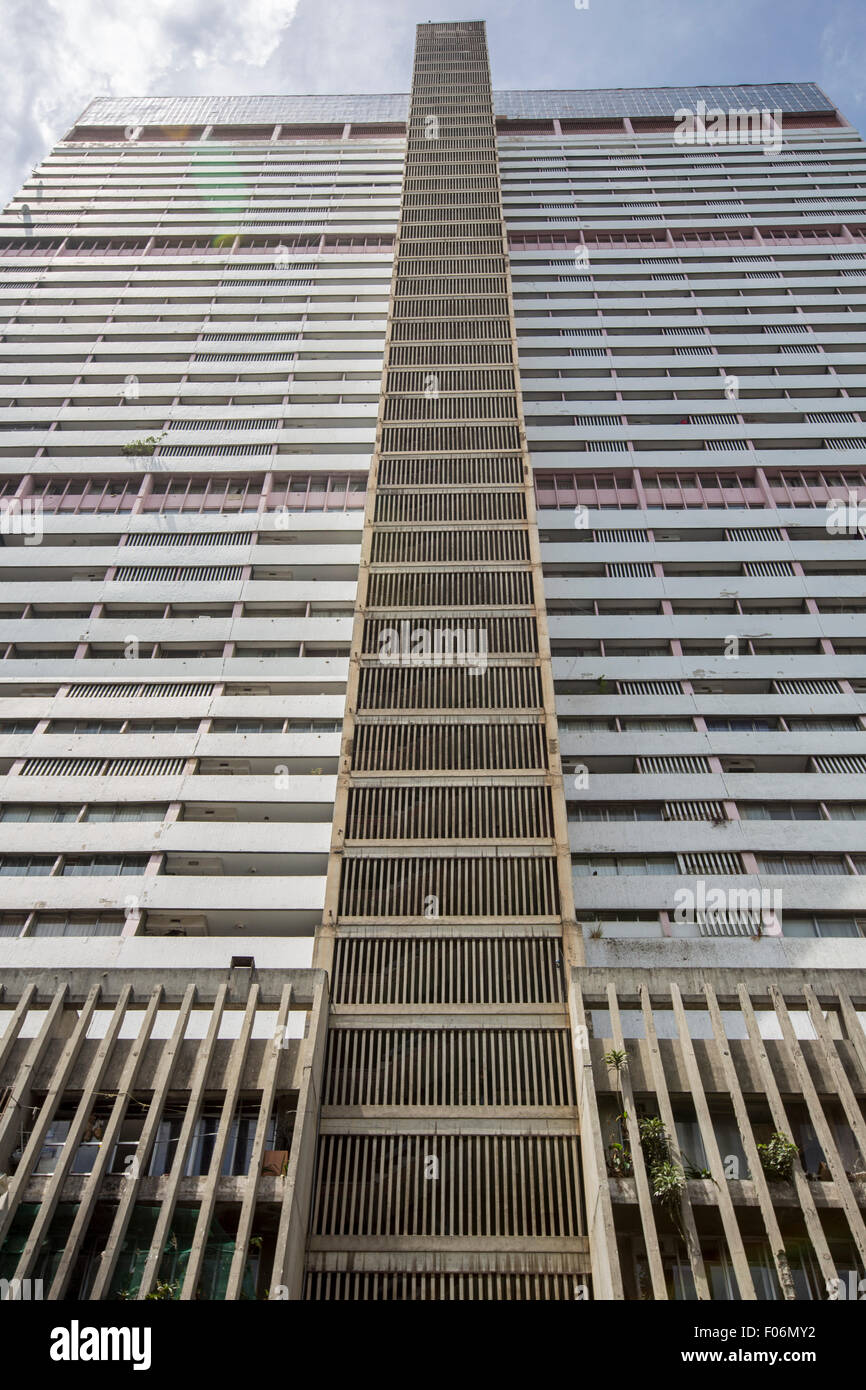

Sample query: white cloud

[1,0,300,203]
[819,2,866,116]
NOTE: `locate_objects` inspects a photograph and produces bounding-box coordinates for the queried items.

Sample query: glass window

[34,1120,70,1176]
[782,918,818,938]
[149,1118,182,1177]
[787,717,861,730]
[0,857,56,876]
[783,916,861,939]
[639,856,678,875]
[30,915,125,937]
[107,1115,145,1175]
[621,717,694,731]
[51,720,120,733]
[572,856,617,876]
[757,855,849,875]
[706,717,775,731]
[61,857,149,876]
[572,854,677,875]
[820,918,862,937]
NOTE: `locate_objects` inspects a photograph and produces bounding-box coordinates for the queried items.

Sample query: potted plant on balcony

[121,433,164,457]
[756,1131,799,1182]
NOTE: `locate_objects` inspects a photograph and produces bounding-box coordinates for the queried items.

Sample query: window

[48,720,124,733]
[61,856,150,876]
[35,1112,110,1175]
[620,718,694,731]
[559,717,617,731]
[786,717,862,731]
[603,643,670,656]
[235,645,302,658]
[106,1113,145,1173]
[705,717,776,731]
[287,720,342,732]
[782,916,863,939]
[572,854,678,875]
[185,1102,275,1176]
[215,720,268,733]
[150,1103,276,1177]
[0,857,56,876]
[755,854,850,875]
[568,804,664,822]
[0,805,79,822]
[29,913,125,937]
[127,721,201,733]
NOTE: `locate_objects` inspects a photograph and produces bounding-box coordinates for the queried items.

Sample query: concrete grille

[305,20,584,1299]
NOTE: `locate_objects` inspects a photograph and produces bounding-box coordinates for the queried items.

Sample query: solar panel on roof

[76,83,833,129]
[493,83,832,118]
[78,94,410,125]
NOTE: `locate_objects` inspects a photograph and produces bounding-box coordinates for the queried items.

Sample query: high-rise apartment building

[1,18,866,1302]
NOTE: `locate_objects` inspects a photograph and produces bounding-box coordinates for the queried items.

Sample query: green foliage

[606,1105,632,1176]
[756,1131,799,1181]
[638,1114,670,1168]
[603,1051,634,1177]
[145,1280,178,1301]
[608,1140,633,1177]
[121,434,164,456]
[636,1115,687,1214]
[683,1160,712,1179]
[650,1159,686,1209]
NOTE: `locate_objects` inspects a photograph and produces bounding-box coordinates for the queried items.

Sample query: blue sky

[2,0,865,204]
